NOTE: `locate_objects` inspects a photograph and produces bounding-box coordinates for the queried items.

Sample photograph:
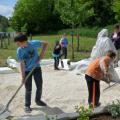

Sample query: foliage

[75,105,92,120]
[113,0,120,22]
[107,99,120,118]
[55,0,115,27]
[7,27,15,32]
[10,0,120,34]
[55,0,93,28]
[92,0,115,26]
[0,15,9,32]
[11,0,66,33]
[21,23,28,33]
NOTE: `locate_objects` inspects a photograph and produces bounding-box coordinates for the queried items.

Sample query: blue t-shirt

[61,38,68,47]
[17,40,42,71]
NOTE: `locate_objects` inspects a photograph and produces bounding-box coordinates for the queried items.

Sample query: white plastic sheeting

[0,57,54,74]
[110,67,120,82]
[70,58,93,74]
[6,57,70,70]
[7,56,20,68]
[6,57,54,69]
[71,29,117,75]
[91,29,117,59]
[58,59,70,70]
[0,67,15,74]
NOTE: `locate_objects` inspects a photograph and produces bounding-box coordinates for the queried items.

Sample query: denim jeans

[54,57,59,69]
[25,67,43,107]
[61,47,67,59]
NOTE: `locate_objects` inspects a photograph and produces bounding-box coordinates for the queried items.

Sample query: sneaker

[95,102,101,107]
[36,100,47,106]
[54,68,60,70]
[24,106,32,113]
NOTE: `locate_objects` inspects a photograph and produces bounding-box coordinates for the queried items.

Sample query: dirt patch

[90,115,120,120]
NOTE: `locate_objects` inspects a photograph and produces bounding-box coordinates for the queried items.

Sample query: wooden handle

[92,82,95,109]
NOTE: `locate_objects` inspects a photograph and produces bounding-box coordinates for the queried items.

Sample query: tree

[93,0,115,26]
[21,23,28,33]
[55,0,93,28]
[113,0,120,23]
[0,15,9,32]
[12,0,66,33]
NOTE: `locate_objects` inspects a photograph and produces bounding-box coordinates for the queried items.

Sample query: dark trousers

[25,67,43,107]
[61,47,67,59]
[54,57,59,69]
[85,74,100,105]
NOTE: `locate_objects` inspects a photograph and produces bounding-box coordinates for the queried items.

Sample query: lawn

[0,35,96,66]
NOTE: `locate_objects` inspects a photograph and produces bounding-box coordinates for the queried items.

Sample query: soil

[90,115,120,120]
[72,116,120,120]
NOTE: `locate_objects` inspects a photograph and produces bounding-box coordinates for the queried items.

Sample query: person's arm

[55,45,61,50]
[117,32,120,39]
[103,57,110,74]
[30,40,48,61]
[20,61,25,84]
[60,38,64,46]
[17,49,25,83]
[110,33,114,42]
[100,57,112,83]
[102,57,112,83]
[39,41,48,60]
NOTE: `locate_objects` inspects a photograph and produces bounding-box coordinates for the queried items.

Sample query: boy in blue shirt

[60,33,68,59]
[14,33,48,113]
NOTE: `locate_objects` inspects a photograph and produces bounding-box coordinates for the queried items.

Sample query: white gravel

[0,65,120,118]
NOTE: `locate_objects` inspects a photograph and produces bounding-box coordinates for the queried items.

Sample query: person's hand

[102,77,110,84]
[105,72,112,79]
[104,72,112,83]
[22,77,25,84]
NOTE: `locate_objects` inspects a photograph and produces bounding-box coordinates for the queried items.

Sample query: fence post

[30,33,32,40]
[71,32,74,60]
[77,34,80,52]
[0,36,3,48]
[8,33,10,45]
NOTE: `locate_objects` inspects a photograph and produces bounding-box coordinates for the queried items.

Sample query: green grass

[58,24,116,38]
[0,35,96,66]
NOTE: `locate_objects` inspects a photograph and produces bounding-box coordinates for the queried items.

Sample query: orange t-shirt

[85,56,111,80]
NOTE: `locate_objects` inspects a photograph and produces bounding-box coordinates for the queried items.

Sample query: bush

[75,105,92,120]
[107,99,120,118]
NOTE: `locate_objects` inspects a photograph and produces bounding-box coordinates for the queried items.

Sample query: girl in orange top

[85,50,116,107]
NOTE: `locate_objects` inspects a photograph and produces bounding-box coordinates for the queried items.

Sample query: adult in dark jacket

[52,41,61,70]
[111,24,120,50]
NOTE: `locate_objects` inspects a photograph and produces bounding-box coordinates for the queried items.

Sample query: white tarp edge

[0,67,15,74]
